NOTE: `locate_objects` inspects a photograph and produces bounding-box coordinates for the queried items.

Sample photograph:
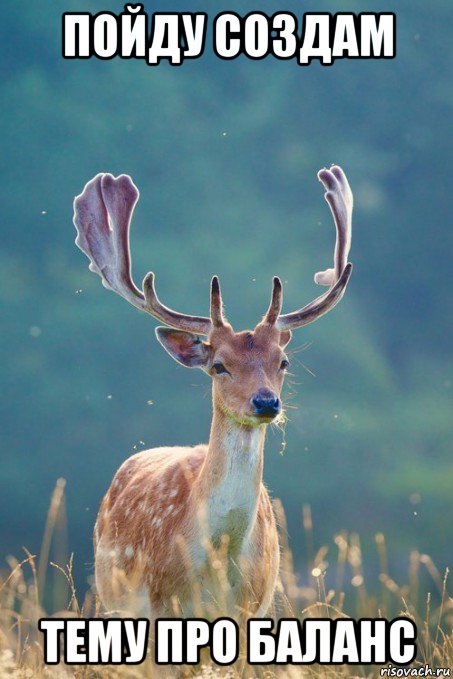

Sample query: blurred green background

[1,0,452,595]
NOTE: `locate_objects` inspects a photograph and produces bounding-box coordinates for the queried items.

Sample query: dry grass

[0,482,451,677]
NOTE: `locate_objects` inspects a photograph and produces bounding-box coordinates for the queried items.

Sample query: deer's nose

[251,389,281,418]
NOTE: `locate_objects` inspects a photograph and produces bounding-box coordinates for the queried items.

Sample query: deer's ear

[155,327,210,369]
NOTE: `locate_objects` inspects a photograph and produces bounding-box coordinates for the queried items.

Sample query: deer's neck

[194,409,266,552]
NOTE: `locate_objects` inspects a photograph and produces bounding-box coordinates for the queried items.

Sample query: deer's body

[74,165,353,621]
[94,429,278,619]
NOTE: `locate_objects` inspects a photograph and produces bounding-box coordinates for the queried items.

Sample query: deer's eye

[213,362,228,375]
[280,359,290,371]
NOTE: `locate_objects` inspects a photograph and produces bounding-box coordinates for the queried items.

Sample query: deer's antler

[266,165,353,330]
[73,173,213,335]
[75,167,352,337]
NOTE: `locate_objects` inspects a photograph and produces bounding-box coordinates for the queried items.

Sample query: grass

[0,481,451,677]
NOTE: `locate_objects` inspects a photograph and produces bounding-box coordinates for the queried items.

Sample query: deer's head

[73,166,353,426]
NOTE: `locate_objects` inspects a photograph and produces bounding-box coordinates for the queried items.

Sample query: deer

[73,165,353,624]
